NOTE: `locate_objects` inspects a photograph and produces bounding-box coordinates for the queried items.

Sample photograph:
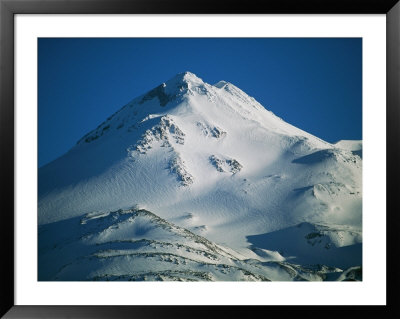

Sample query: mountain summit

[39,72,362,281]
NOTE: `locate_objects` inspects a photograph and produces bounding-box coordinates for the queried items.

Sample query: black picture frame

[1,0,399,318]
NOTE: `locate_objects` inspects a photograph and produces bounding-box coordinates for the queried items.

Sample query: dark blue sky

[38,38,362,167]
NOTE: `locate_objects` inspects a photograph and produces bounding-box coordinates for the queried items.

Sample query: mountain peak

[165,71,204,87]
[182,71,201,80]
[39,71,363,282]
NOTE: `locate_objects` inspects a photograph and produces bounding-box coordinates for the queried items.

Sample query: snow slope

[38,72,362,281]
[334,140,362,158]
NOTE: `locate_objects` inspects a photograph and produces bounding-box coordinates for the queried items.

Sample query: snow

[38,71,362,281]
[334,140,362,158]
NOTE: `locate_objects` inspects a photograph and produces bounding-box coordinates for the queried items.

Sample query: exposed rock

[130,115,185,155]
[209,155,242,174]
[169,155,194,186]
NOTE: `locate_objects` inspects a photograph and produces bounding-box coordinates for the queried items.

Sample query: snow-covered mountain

[38,72,362,281]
